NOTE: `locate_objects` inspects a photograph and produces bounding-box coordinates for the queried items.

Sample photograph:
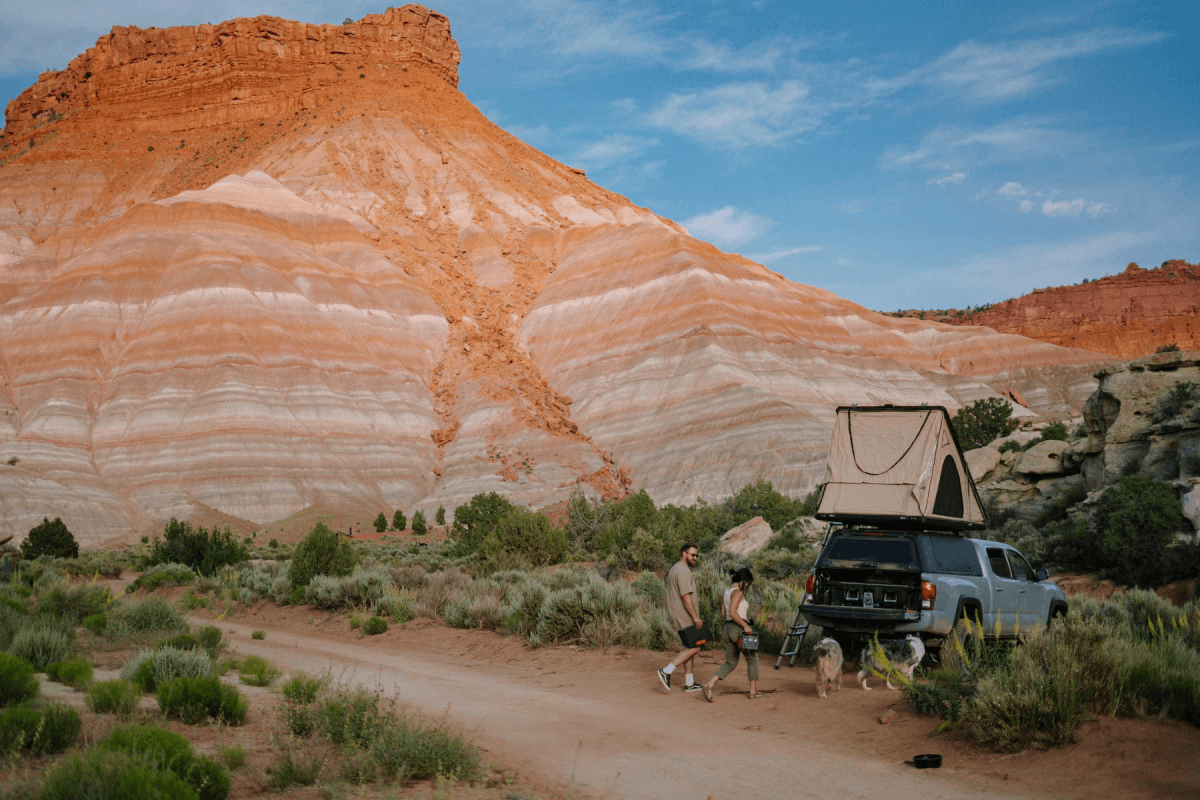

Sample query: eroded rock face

[1015,440,1072,477]
[943,261,1200,359]
[0,7,1116,545]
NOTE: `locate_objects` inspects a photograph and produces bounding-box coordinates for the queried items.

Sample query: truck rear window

[918,535,983,577]
[822,536,917,567]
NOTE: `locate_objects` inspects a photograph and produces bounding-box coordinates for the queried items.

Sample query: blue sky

[1,0,1197,310]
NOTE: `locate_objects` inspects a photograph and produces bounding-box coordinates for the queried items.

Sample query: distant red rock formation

[943,261,1200,359]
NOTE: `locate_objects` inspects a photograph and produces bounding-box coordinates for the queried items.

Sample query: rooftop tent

[815,405,987,531]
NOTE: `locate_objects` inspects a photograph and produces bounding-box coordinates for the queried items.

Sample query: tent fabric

[816,406,987,530]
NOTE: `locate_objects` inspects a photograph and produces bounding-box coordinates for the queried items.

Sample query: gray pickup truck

[799,527,1068,649]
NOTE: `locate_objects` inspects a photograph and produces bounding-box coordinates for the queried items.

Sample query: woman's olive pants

[714,621,759,681]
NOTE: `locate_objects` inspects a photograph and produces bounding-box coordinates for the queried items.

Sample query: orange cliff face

[0,5,1114,545]
[942,261,1200,360]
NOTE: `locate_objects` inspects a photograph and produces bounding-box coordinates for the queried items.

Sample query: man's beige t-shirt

[666,561,697,631]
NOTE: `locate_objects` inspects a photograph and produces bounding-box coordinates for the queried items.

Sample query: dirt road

[204,606,1200,800]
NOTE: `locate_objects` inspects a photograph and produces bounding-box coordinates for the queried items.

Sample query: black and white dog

[813,637,844,698]
[857,634,925,690]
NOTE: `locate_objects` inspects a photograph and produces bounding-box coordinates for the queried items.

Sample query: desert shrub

[449,492,516,555]
[281,672,323,704]
[9,618,73,669]
[749,548,815,580]
[272,573,292,603]
[1154,380,1198,423]
[318,689,390,748]
[289,522,357,589]
[1033,481,1090,527]
[499,579,548,637]
[629,571,666,605]
[961,618,1122,751]
[533,578,643,647]
[951,397,1019,451]
[1039,421,1069,442]
[127,562,196,592]
[108,598,188,635]
[289,586,306,605]
[1093,475,1184,587]
[997,439,1024,453]
[86,679,140,717]
[0,604,23,652]
[369,717,482,784]
[479,508,569,567]
[156,676,247,725]
[237,654,280,687]
[284,701,318,737]
[415,569,473,617]
[196,625,223,653]
[721,480,814,533]
[47,657,93,688]
[39,748,198,800]
[120,646,211,693]
[267,751,322,788]
[392,510,406,531]
[82,612,107,635]
[412,510,427,536]
[218,745,246,771]
[435,506,446,526]
[105,725,230,800]
[164,633,200,650]
[362,616,388,635]
[0,653,39,707]
[374,589,415,624]
[305,574,344,609]
[148,518,248,574]
[34,581,112,624]
[443,595,501,630]
[340,565,391,607]
[0,702,80,755]
[373,513,388,533]
[388,564,428,590]
[251,629,264,640]
[20,517,78,559]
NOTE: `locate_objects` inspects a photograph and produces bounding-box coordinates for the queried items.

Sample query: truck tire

[945,605,983,667]
[1047,604,1067,632]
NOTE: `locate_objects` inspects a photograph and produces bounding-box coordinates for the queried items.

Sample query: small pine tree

[392,510,406,531]
[412,510,427,536]
[373,513,388,533]
[435,506,446,526]
[21,517,78,559]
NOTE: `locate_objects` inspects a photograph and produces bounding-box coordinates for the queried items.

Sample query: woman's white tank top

[723,586,749,621]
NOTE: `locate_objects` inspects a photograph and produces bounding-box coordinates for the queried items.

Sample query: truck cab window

[986,547,1012,579]
[1007,550,1035,581]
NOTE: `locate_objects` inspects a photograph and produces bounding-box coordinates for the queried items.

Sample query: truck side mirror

[1035,568,1049,582]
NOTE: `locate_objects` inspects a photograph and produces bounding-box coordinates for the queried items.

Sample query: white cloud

[748,245,824,263]
[1086,202,1113,217]
[927,172,967,186]
[646,80,820,147]
[881,118,1077,170]
[682,206,774,247]
[1042,199,1085,217]
[997,181,1028,196]
[1018,199,1035,213]
[573,133,658,171]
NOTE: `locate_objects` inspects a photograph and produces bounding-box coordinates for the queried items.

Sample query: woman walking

[702,567,759,701]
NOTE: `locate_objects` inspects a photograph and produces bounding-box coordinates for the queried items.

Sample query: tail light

[804,573,815,603]
[920,580,936,610]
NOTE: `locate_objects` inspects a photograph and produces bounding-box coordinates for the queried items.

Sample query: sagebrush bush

[289,522,356,589]
[127,562,196,592]
[281,672,323,704]
[237,654,280,687]
[47,657,93,688]
[219,745,246,771]
[499,579,548,637]
[374,590,415,624]
[108,598,188,635]
[104,725,231,800]
[304,575,344,609]
[267,750,322,788]
[9,617,73,669]
[39,748,197,800]
[369,716,482,783]
[533,578,642,647]
[340,566,391,607]
[86,679,140,717]
[0,652,39,707]
[0,702,81,755]
[317,689,389,748]
[362,615,388,635]
[156,675,248,725]
[34,581,112,624]
[0,604,24,651]
[120,646,212,693]
[196,625,223,652]
[83,612,107,635]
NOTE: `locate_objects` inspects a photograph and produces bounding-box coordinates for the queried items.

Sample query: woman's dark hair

[729,567,754,586]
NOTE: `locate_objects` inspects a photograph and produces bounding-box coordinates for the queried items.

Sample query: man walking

[657,542,705,692]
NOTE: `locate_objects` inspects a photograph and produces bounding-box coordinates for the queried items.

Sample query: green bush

[951,397,1019,450]
[148,519,248,574]
[435,506,446,526]
[305,575,344,608]
[109,598,188,635]
[120,646,212,693]
[340,566,391,607]
[9,618,73,669]
[47,657,93,688]
[449,492,515,555]
[1094,475,1184,587]
[20,517,78,559]
[0,604,23,652]
[0,653,39,707]
[289,586,306,605]
[412,510,427,536]
[362,616,388,635]
[392,510,406,531]
[156,676,247,725]
[196,625,223,652]
[288,522,357,590]
[237,654,280,687]
[164,633,200,651]
[105,725,230,800]
[317,689,389,748]
[83,612,107,635]
[284,702,318,738]
[218,745,246,771]
[0,702,80,755]
[479,508,569,567]
[34,581,112,624]
[368,716,482,783]
[281,672,323,704]
[127,562,196,592]
[251,629,264,640]
[86,679,140,717]
[374,590,415,624]
[373,513,388,533]
[1154,380,1198,423]
[267,751,322,788]
[39,749,198,800]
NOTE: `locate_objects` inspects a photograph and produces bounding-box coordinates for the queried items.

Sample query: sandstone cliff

[934,261,1200,359]
[0,6,1114,545]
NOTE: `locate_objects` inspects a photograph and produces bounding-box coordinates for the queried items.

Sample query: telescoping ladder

[773,605,810,670]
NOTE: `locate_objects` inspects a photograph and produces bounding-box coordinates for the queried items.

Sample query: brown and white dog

[857,634,925,690]
[812,637,843,698]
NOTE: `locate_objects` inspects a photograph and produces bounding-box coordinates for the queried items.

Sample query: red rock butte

[941,261,1200,360]
[0,5,1114,546]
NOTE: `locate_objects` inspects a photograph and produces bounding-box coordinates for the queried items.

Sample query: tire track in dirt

[210,616,1041,800]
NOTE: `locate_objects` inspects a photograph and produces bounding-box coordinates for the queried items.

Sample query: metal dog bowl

[913,754,942,769]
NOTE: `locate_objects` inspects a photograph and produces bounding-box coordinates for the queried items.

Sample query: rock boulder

[718,517,773,556]
[1015,440,1072,476]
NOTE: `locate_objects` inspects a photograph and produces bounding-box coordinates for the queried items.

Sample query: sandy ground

[201,603,1200,800]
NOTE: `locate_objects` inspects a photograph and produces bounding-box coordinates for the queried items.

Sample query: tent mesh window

[931,455,964,518]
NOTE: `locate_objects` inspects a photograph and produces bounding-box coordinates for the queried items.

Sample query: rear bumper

[799,604,938,635]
